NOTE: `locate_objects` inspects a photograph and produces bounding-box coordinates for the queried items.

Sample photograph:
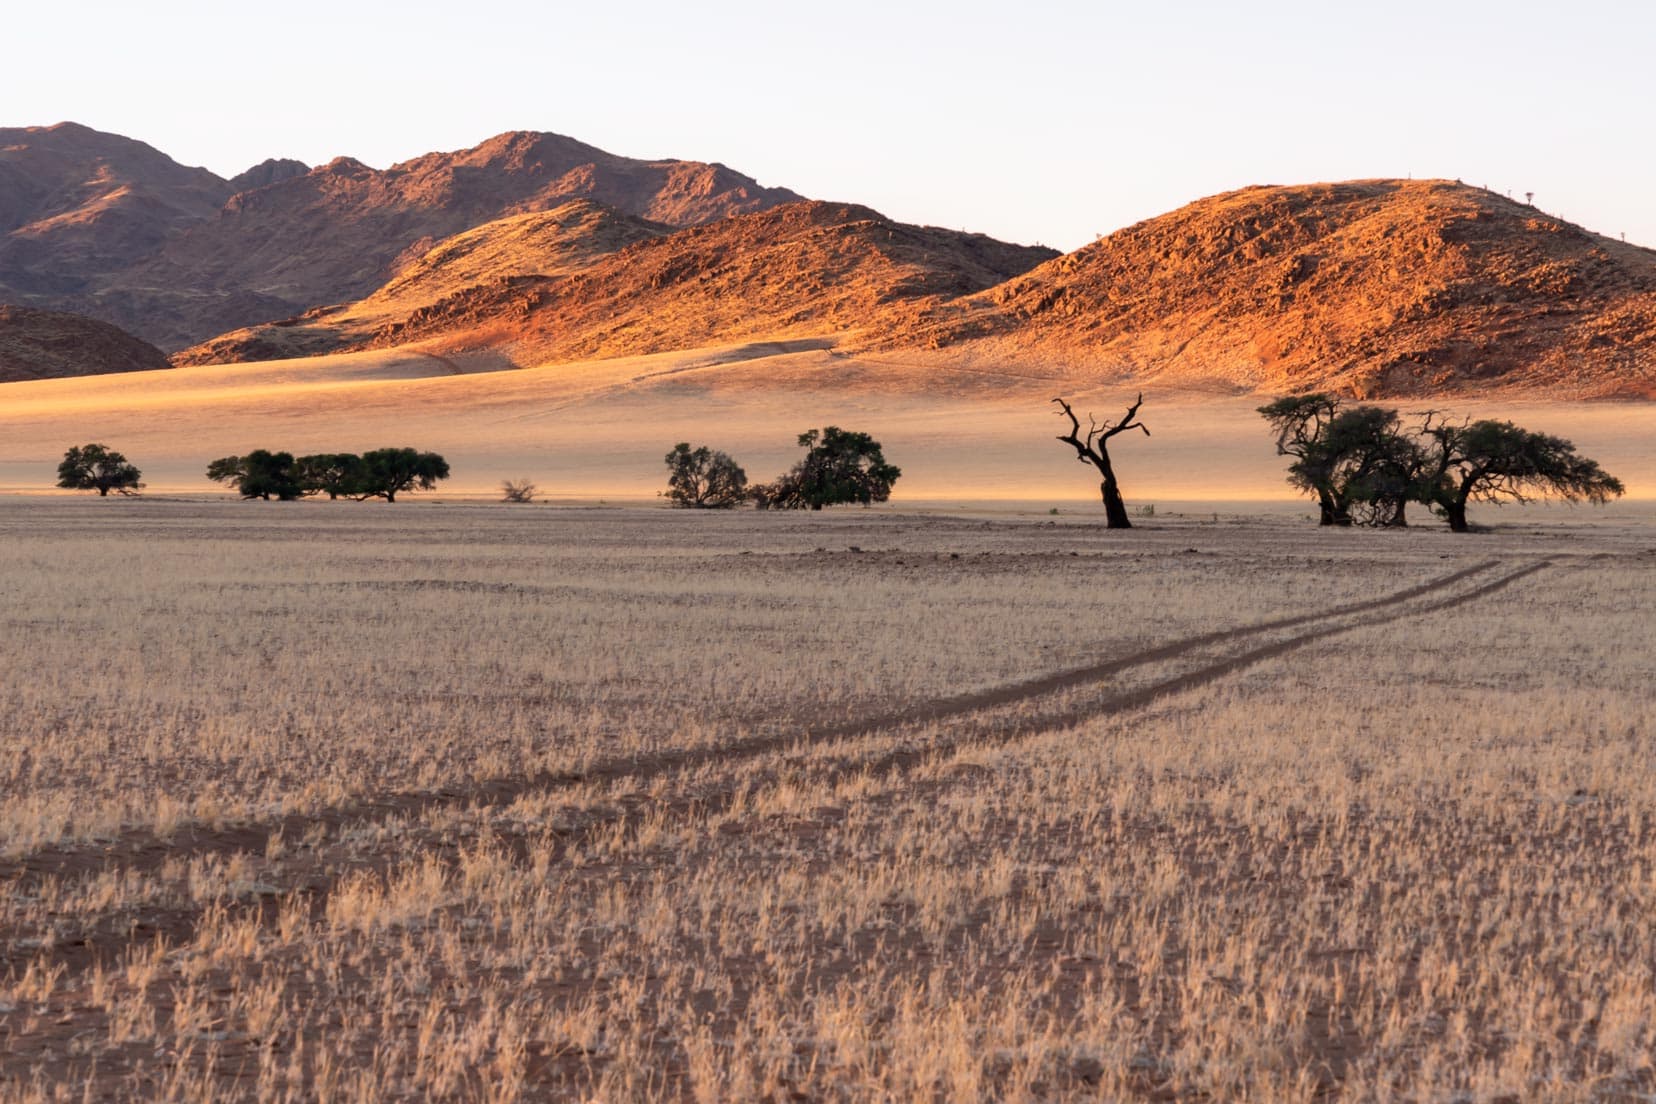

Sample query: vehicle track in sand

[2,558,1518,897]
[0,557,1552,983]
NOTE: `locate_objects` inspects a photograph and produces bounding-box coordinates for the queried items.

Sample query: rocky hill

[353,201,1060,363]
[0,304,170,382]
[0,123,233,317]
[173,200,669,365]
[910,179,1656,398]
[1,124,802,350]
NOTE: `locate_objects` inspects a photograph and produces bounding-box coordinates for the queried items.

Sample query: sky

[6,0,1653,251]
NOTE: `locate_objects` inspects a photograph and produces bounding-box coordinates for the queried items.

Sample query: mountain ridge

[1,122,804,349]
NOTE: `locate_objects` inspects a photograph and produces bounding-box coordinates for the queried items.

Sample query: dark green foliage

[295,453,365,500]
[1285,405,1421,528]
[57,444,142,496]
[1260,398,1623,531]
[207,450,303,500]
[1256,394,1347,525]
[1416,417,1625,532]
[354,448,450,503]
[753,427,901,510]
[663,443,747,508]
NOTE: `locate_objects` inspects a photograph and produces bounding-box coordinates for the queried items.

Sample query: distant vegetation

[56,444,142,496]
[500,479,538,504]
[208,448,449,502]
[751,427,901,510]
[1260,395,1624,529]
[663,443,748,508]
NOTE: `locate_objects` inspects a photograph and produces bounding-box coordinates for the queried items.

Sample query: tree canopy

[207,450,304,500]
[295,454,366,500]
[207,448,448,502]
[753,427,900,510]
[57,444,142,496]
[1416,416,1625,532]
[1259,397,1623,530]
[663,443,748,508]
[354,448,450,503]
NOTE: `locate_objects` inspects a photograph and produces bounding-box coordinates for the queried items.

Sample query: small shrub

[501,479,538,504]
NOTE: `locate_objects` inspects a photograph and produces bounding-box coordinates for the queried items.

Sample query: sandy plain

[1,494,1653,1099]
[1,342,1651,503]
[3,339,1655,1098]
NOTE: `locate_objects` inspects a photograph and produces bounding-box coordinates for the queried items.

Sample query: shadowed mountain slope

[0,304,170,382]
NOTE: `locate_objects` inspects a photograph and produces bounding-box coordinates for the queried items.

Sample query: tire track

[1,559,1548,984]
[1,559,1503,888]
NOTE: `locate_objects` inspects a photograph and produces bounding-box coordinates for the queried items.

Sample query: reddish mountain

[173,199,669,366]
[355,201,1060,363]
[911,179,1656,398]
[0,124,802,350]
[0,304,170,382]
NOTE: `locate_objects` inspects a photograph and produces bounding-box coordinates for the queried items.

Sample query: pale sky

[6,0,1652,251]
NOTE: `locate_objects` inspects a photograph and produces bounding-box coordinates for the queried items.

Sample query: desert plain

[2,338,1655,1099]
[5,117,1656,1101]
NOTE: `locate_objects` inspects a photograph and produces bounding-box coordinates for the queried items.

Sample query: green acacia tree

[206,451,304,500]
[754,427,900,510]
[354,448,450,502]
[663,443,747,508]
[1257,394,1345,525]
[295,453,364,500]
[57,444,142,496]
[1416,417,1624,532]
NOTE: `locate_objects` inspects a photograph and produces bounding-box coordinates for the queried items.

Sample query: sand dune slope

[2,342,1650,505]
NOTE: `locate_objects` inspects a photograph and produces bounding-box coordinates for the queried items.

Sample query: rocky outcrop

[226,158,309,193]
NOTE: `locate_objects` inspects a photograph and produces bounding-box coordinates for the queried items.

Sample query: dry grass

[1,499,1652,1099]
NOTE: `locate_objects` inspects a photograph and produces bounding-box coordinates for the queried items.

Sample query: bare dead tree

[1053,394,1150,529]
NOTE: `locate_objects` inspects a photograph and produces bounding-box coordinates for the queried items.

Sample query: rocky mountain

[910,179,1656,398]
[0,304,170,382]
[0,123,803,351]
[345,201,1059,364]
[174,199,670,365]
[225,158,309,193]
[0,122,229,305]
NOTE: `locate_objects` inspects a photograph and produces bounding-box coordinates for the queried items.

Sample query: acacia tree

[207,451,304,500]
[295,453,364,500]
[1260,399,1624,531]
[753,427,900,510]
[1053,395,1149,529]
[57,444,142,496]
[663,443,747,508]
[1256,394,1344,524]
[354,448,449,502]
[1416,416,1623,532]
[1286,405,1421,528]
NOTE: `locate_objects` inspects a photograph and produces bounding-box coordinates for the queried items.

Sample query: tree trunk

[1446,499,1469,532]
[1101,477,1131,529]
[385,491,396,503]
[97,487,109,496]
